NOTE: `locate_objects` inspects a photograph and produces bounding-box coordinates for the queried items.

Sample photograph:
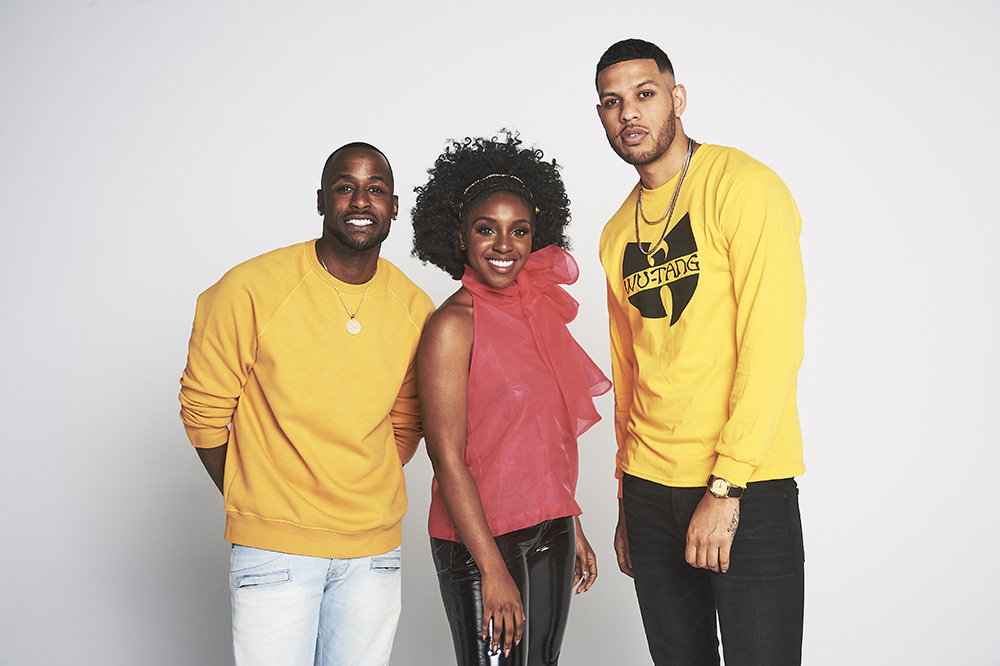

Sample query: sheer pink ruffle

[461,245,612,438]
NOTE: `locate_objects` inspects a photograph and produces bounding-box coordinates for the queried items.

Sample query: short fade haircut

[320,141,393,190]
[595,39,674,90]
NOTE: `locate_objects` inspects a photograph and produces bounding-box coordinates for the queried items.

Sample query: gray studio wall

[1,1,997,664]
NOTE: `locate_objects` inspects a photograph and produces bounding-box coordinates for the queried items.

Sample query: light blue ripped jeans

[230,544,402,666]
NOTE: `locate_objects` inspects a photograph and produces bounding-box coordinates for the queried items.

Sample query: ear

[317,189,325,216]
[672,84,687,117]
[391,194,399,220]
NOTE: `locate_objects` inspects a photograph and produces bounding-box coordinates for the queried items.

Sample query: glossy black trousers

[623,474,805,666]
[430,517,576,666]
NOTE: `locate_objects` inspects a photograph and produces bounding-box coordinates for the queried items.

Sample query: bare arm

[573,515,598,593]
[195,443,228,495]
[417,295,524,657]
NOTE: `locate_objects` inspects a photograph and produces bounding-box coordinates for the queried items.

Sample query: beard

[610,109,676,166]
[328,222,390,252]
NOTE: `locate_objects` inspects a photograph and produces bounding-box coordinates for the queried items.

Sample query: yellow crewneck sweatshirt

[180,240,434,558]
[600,144,806,490]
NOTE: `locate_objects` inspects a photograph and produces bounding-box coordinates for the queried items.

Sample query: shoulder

[215,242,309,291]
[699,146,801,235]
[421,290,473,353]
[699,144,791,194]
[600,182,641,263]
[198,241,309,308]
[378,258,435,315]
[601,183,640,233]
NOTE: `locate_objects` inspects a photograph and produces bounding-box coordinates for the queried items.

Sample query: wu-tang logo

[622,214,699,324]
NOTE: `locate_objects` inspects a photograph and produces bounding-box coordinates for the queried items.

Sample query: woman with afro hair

[412,132,611,665]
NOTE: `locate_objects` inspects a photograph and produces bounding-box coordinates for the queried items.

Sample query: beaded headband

[459,173,539,214]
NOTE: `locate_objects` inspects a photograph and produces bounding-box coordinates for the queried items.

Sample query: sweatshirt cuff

[711,455,756,488]
[184,424,230,449]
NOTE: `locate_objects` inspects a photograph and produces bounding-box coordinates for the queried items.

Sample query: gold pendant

[346,319,361,335]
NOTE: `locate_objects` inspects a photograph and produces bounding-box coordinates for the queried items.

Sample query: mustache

[618,124,648,139]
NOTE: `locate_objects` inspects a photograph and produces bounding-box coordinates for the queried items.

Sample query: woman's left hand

[573,516,598,594]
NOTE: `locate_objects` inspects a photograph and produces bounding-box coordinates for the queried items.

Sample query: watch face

[710,478,729,496]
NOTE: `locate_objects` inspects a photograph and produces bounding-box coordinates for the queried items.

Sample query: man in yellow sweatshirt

[179,143,434,666]
[595,40,806,665]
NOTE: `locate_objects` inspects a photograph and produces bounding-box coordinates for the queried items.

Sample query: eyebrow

[331,173,390,185]
[473,217,532,225]
[600,78,662,99]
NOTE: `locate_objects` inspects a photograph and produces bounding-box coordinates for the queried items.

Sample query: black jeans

[623,474,805,666]
[430,517,576,666]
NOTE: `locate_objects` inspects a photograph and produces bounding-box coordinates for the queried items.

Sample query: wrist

[477,553,511,578]
[706,474,744,499]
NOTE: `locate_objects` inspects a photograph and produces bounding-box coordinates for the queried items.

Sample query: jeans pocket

[371,546,401,573]
[230,545,292,588]
[730,481,803,573]
[234,568,292,589]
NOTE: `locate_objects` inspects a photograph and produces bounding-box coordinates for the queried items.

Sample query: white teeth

[346,219,373,227]
[488,259,514,268]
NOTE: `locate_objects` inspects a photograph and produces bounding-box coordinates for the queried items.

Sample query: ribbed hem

[225,512,402,560]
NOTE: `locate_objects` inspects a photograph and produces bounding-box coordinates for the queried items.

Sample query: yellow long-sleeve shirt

[600,144,806,490]
[179,240,434,558]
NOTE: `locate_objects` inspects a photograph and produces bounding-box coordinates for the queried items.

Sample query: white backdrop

[2,1,998,664]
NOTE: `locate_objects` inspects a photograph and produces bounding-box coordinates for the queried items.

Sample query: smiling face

[317,146,397,253]
[459,191,534,290]
[596,58,685,167]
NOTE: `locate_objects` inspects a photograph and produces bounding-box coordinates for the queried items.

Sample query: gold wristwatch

[707,475,744,499]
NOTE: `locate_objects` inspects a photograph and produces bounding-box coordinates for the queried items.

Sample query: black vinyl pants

[430,516,576,666]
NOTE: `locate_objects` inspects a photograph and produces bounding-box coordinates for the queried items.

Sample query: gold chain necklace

[317,250,371,336]
[634,137,694,257]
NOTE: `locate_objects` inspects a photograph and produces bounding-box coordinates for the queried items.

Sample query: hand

[614,499,633,577]
[480,569,525,657]
[573,517,598,593]
[685,490,740,573]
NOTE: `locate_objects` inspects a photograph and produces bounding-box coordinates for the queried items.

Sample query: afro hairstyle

[411,130,571,280]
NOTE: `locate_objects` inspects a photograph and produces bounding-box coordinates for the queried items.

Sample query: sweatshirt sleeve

[390,356,422,465]
[389,291,435,464]
[607,281,635,497]
[178,276,257,449]
[711,167,806,486]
